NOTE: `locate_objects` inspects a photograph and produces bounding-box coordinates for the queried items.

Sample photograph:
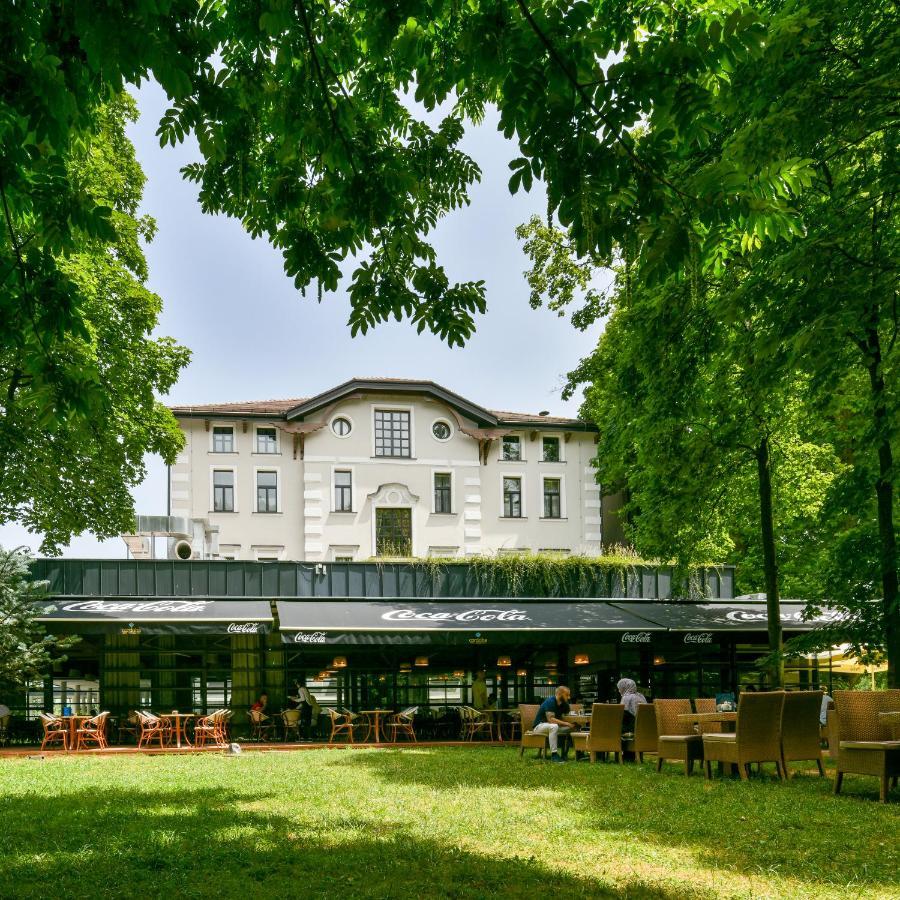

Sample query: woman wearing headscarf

[616,677,648,734]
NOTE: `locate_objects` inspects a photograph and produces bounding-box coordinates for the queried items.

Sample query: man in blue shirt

[532,686,573,762]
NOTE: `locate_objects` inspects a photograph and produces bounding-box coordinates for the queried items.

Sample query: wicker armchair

[137,711,169,749]
[781,691,825,777]
[655,699,703,775]
[194,710,227,748]
[249,709,276,742]
[386,707,418,743]
[571,704,625,763]
[693,698,723,734]
[323,708,355,743]
[628,704,657,763]
[462,707,494,741]
[518,704,550,759]
[833,690,900,803]
[703,691,786,781]
[281,709,301,742]
[39,712,68,751]
[76,711,110,751]
[117,711,140,744]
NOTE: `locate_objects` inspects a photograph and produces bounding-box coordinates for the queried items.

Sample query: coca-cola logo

[227,622,259,634]
[621,632,652,643]
[293,631,327,644]
[684,632,713,644]
[381,608,530,623]
[61,600,211,614]
[725,608,845,624]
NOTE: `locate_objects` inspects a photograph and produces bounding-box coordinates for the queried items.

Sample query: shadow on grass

[0,782,698,900]
[331,747,899,895]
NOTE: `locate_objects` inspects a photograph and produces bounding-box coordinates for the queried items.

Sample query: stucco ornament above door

[367,483,420,508]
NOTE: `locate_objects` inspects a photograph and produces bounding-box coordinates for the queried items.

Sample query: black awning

[35,597,273,635]
[611,601,845,632]
[277,599,665,645]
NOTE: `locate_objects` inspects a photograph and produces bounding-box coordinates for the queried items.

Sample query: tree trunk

[756,435,783,688]
[865,323,899,688]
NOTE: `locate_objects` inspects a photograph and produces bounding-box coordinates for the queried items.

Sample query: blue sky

[0,83,607,558]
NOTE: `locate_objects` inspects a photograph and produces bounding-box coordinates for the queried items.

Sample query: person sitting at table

[532,685,573,763]
[616,678,647,734]
[250,693,269,718]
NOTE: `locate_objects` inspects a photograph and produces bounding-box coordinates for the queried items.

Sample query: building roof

[170,378,594,430]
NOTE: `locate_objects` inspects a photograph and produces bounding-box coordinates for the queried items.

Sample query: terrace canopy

[611,601,845,632]
[276,599,665,645]
[34,597,273,635]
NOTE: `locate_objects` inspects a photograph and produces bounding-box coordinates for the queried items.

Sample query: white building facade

[167,378,604,561]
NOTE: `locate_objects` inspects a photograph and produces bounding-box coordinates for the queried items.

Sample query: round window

[432,420,452,441]
[332,417,352,437]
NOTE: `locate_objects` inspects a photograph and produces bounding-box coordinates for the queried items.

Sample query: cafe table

[359,709,392,743]
[58,714,92,750]
[160,712,195,749]
[481,708,521,742]
[563,713,592,728]
[677,711,738,732]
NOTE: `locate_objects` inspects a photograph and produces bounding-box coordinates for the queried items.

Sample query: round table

[160,712,195,749]
[359,710,392,743]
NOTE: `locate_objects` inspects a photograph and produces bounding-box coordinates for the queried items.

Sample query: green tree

[0,96,189,551]
[0,547,77,685]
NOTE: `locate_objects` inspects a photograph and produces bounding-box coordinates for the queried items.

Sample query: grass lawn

[0,747,897,899]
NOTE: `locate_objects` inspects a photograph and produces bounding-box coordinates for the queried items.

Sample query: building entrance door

[375,507,412,556]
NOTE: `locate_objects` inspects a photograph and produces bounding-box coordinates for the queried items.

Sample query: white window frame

[329,544,359,561]
[329,413,354,439]
[431,469,455,514]
[540,473,567,519]
[500,472,526,518]
[427,546,460,558]
[254,425,280,455]
[500,434,523,462]
[541,433,565,463]
[253,466,281,513]
[431,417,454,443]
[209,465,238,513]
[331,464,356,513]
[252,545,284,561]
[218,543,241,560]
[209,423,236,454]
[371,404,415,459]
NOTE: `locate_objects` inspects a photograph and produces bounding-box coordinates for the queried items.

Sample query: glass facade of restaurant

[0,559,842,741]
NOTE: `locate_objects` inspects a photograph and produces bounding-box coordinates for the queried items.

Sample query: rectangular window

[376,507,412,556]
[334,470,352,512]
[212,426,234,453]
[334,556,353,563]
[542,436,560,462]
[256,470,278,512]
[213,470,234,512]
[503,477,522,518]
[374,409,411,457]
[543,478,562,518]
[501,435,521,461]
[256,427,278,454]
[434,473,452,514]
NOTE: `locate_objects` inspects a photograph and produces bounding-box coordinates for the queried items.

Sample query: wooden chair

[386,707,418,742]
[505,709,522,742]
[693,698,723,734]
[655,699,703,775]
[76,712,110,750]
[137,711,169,749]
[571,704,625,763]
[833,690,900,803]
[518,704,550,759]
[703,691,786,781]
[281,709,301,742]
[39,712,68,751]
[629,703,657,762]
[249,709,276,742]
[781,690,825,777]
[323,708,355,743]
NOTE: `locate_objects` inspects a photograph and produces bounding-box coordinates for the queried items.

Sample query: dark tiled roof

[491,410,586,426]
[170,399,308,416]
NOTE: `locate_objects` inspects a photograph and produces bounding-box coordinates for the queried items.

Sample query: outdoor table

[160,712,195,749]
[359,709,392,743]
[480,708,520,742]
[677,711,737,732]
[58,715,91,750]
[563,713,591,729]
